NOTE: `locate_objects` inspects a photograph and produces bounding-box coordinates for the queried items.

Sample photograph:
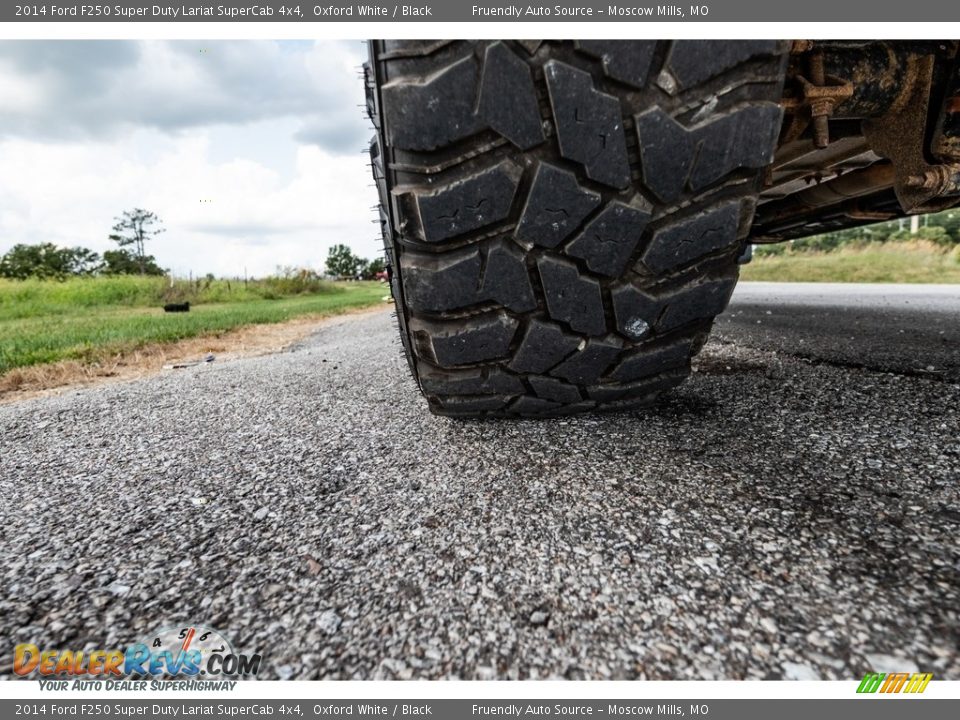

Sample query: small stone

[318,610,342,633]
[253,507,270,521]
[304,555,322,575]
[529,610,550,626]
[760,618,778,634]
[624,317,650,340]
[656,70,678,94]
[262,584,283,599]
[106,582,130,596]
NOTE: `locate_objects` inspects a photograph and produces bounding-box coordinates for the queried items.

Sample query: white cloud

[0,40,372,154]
[0,59,44,113]
[0,40,384,276]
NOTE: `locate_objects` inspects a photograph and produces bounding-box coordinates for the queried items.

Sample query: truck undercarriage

[756,41,960,241]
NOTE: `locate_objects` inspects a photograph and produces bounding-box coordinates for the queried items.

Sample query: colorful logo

[857,672,933,694]
[14,625,261,678]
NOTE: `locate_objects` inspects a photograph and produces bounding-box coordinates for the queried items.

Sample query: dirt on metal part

[0,304,391,404]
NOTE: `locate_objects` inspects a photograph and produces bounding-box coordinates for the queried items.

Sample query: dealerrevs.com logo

[14,625,261,683]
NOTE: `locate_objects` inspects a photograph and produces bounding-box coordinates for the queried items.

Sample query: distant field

[741,241,960,284]
[0,276,386,374]
[0,273,348,319]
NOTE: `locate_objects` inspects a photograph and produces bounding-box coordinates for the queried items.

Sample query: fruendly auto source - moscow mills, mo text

[471,5,700,17]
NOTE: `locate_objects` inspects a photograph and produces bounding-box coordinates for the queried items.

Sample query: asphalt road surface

[717,282,960,382]
[1,283,957,681]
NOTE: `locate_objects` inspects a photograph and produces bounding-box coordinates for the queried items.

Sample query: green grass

[741,241,960,284]
[0,277,385,374]
[0,273,341,320]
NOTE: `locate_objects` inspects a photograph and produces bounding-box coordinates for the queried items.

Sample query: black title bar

[5,1,960,22]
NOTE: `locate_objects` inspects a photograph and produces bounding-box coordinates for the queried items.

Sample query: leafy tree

[935,211,960,241]
[789,209,960,254]
[109,208,165,275]
[325,243,365,279]
[0,243,60,279]
[365,257,386,279]
[102,249,165,276]
[914,225,952,246]
[64,247,102,275]
[0,243,102,279]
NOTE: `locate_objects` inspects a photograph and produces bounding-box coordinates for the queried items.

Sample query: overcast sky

[0,40,379,277]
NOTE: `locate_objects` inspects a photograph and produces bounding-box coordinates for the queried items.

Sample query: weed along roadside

[0,275,388,398]
[742,240,960,283]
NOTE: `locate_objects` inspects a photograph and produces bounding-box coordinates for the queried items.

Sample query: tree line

[324,244,385,280]
[5,205,959,280]
[758,209,960,254]
[0,208,166,280]
[0,209,386,282]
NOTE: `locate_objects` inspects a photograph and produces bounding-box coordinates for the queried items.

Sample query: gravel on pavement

[1,290,958,680]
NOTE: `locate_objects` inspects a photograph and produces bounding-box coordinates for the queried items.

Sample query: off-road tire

[366,40,788,417]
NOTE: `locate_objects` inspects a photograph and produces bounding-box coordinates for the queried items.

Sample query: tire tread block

[516,162,601,248]
[510,395,563,414]
[610,340,694,383]
[544,60,631,189]
[588,369,686,402]
[576,40,658,88]
[382,55,483,151]
[507,319,582,374]
[537,256,607,336]
[414,160,522,243]
[401,242,536,313]
[550,337,623,385]
[412,312,519,366]
[478,42,546,150]
[566,197,652,277]
[637,104,783,204]
[419,366,525,396]
[656,278,737,333]
[641,201,742,274]
[528,376,583,404]
[663,40,782,91]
